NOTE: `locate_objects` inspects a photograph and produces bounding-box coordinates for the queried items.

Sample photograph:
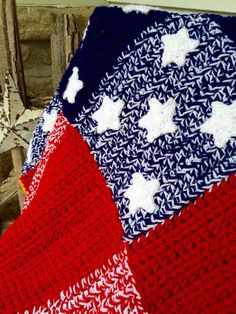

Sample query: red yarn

[20,166,36,192]
[127,175,236,314]
[24,249,146,313]
[0,116,123,313]
[1,116,235,313]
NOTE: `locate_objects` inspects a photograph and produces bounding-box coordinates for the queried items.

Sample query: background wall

[18,6,94,97]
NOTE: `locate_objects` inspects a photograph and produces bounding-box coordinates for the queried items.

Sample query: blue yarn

[60,7,236,123]
[61,7,167,122]
[69,8,236,240]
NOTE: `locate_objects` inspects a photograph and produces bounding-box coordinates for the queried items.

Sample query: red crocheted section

[20,166,36,193]
[0,116,123,313]
[22,249,146,314]
[22,114,69,211]
[20,115,68,195]
[127,175,236,314]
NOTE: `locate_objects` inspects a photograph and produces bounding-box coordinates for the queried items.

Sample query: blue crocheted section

[72,12,236,240]
[61,7,170,122]
[60,7,236,122]
[22,93,62,175]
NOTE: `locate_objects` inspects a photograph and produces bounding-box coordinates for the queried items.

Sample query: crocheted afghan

[0,6,236,314]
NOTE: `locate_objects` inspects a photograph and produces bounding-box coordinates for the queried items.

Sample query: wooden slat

[11,147,25,209]
[0,0,26,103]
[16,0,107,6]
[51,13,80,91]
[0,171,17,208]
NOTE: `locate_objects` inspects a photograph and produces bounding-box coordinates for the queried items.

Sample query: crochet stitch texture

[1,6,236,313]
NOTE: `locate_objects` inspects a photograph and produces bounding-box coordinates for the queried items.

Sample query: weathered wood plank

[51,13,80,91]
[11,147,25,208]
[0,0,26,103]
[0,170,17,207]
[0,0,27,210]
[16,0,107,6]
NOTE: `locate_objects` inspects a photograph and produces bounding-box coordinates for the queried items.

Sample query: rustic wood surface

[0,0,26,104]
[0,0,27,212]
[51,13,80,91]
[0,170,17,207]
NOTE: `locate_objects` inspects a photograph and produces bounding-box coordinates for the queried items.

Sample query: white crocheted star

[161,27,199,67]
[63,67,84,103]
[92,96,125,133]
[138,97,177,143]
[26,139,33,164]
[200,101,236,148]
[124,173,160,215]
[42,110,58,133]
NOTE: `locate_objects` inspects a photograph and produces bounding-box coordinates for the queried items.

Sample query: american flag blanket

[0,6,236,313]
